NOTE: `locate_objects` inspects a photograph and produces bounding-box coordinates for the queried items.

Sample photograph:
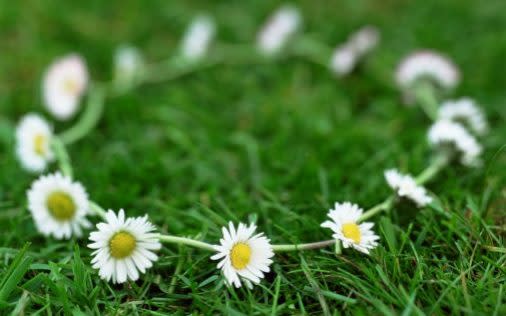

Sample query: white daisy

[321,202,379,254]
[438,98,488,135]
[428,120,483,166]
[384,169,432,207]
[15,113,55,173]
[27,172,91,239]
[181,15,215,60]
[210,222,274,288]
[88,209,161,284]
[395,50,460,90]
[257,5,301,55]
[42,54,89,120]
[348,25,380,57]
[113,45,143,88]
[330,44,357,76]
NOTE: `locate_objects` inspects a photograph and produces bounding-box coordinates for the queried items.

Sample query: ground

[0,0,505,315]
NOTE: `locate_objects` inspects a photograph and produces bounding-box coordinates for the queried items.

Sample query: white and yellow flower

[16,113,54,173]
[438,98,488,136]
[257,5,301,55]
[181,15,216,60]
[321,202,379,254]
[43,54,89,120]
[428,119,482,166]
[27,172,91,239]
[384,169,432,207]
[88,209,161,284]
[211,222,274,288]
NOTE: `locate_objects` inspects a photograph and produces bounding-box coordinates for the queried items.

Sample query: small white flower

[211,222,274,288]
[114,45,143,87]
[16,113,54,173]
[257,5,301,55]
[438,98,488,136]
[428,120,483,166]
[330,44,357,76]
[27,172,91,239]
[348,25,380,57]
[43,54,89,120]
[396,50,460,90]
[181,15,215,60]
[88,209,161,284]
[384,169,432,207]
[321,202,379,254]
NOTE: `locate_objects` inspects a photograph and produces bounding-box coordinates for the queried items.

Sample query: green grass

[1,0,505,314]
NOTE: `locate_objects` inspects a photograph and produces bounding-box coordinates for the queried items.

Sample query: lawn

[0,0,505,314]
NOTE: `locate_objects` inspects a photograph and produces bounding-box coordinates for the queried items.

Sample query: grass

[1,0,505,314]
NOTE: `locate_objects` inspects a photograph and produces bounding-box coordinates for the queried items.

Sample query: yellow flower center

[230,242,252,270]
[109,231,136,259]
[34,134,47,156]
[63,78,79,94]
[342,222,361,243]
[46,191,76,221]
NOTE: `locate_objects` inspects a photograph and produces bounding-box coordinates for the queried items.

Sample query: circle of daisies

[12,5,489,293]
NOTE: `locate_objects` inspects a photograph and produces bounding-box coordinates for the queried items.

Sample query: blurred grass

[0,0,505,314]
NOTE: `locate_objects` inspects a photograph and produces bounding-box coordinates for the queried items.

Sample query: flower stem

[359,196,395,222]
[89,201,108,220]
[271,240,336,252]
[414,81,439,121]
[51,137,73,178]
[59,85,106,145]
[416,154,449,185]
[158,234,216,252]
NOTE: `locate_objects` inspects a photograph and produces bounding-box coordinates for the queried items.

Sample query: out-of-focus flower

[384,169,432,207]
[257,5,301,55]
[16,113,54,173]
[349,25,380,57]
[330,44,357,76]
[43,54,89,120]
[27,172,91,239]
[113,45,143,89]
[428,120,482,166]
[181,15,216,60]
[438,98,488,136]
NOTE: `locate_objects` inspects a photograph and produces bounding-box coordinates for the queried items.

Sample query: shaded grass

[0,0,505,314]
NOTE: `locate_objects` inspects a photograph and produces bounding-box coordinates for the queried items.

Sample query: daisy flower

[113,45,143,88]
[27,172,91,239]
[88,209,161,284]
[384,169,432,207]
[438,98,488,136]
[395,50,460,90]
[348,25,380,57]
[181,15,216,60]
[330,44,357,76]
[257,5,301,55]
[43,54,89,120]
[15,113,55,173]
[211,222,274,288]
[428,120,483,166]
[321,202,379,254]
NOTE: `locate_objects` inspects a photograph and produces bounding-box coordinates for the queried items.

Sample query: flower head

[43,54,89,120]
[330,44,357,76]
[321,202,379,254]
[438,98,488,136]
[181,15,215,60]
[396,50,460,90]
[211,222,274,288]
[348,25,380,57]
[257,5,301,55]
[27,172,91,239]
[114,45,143,88]
[88,209,161,284]
[384,169,432,207]
[16,113,54,173]
[428,120,482,166]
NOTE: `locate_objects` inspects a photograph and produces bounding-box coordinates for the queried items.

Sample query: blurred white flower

[257,5,301,55]
[438,98,488,136]
[88,209,161,284]
[349,25,380,57]
[16,113,54,173]
[114,45,143,88]
[27,172,91,239]
[321,202,379,254]
[384,169,432,207]
[396,50,460,90]
[330,44,357,76]
[428,120,482,166]
[211,222,274,288]
[43,54,89,120]
[181,15,216,60]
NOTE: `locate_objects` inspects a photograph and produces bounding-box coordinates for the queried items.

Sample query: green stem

[271,240,336,252]
[51,137,73,178]
[89,201,107,219]
[416,155,449,185]
[414,81,439,121]
[359,196,395,222]
[158,234,216,252]
[58,85,105,145]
